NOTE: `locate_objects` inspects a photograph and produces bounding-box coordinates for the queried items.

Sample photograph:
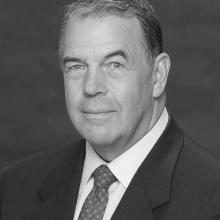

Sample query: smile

[82,110,116,123]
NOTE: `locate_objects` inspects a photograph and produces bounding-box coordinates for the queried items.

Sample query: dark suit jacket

[1,118,220,220]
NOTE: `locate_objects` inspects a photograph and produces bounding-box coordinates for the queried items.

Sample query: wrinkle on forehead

[93,42,132,61]
[63,15,146,65]
[66,41,134,64]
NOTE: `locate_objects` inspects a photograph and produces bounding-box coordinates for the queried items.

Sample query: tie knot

[92,165,117,189]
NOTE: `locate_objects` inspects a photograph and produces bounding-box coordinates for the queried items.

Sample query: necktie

[78,165,117,220]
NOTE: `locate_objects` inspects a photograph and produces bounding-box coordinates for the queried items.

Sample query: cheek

[117,74,153,120]
[119,72,151,103]
[64,78,82,111]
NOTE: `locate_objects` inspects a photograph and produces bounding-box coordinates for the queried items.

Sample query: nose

[83,67,108,97]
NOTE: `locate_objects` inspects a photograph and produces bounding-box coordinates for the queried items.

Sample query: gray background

[1,0,220,168]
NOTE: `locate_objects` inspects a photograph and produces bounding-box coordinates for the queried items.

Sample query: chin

[80,126,119,147]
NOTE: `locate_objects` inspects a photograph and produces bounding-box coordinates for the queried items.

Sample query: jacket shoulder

[0,139,85,218]
[181,134,220,177]
[170,133,220,216]
[2,139,84,175]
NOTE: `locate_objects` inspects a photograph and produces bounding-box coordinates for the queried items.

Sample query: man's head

[60,0,170,161]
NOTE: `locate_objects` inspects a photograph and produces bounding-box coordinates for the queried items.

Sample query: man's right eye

[64,64,87,74]
[71,64,86,71]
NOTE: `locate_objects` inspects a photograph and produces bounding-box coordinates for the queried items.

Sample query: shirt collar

[80,108,169,192]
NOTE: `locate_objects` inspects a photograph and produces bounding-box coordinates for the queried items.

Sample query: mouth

[82,109,116,122]
[82,108,116,114]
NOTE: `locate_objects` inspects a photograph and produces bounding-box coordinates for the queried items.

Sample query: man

[1,0,220,219]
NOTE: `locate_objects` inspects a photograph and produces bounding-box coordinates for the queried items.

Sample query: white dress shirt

[73,108,169,220]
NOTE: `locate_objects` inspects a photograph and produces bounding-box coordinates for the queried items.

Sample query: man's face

[62,14,155,152]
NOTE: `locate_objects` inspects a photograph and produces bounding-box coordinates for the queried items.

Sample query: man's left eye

[110,62,122,70]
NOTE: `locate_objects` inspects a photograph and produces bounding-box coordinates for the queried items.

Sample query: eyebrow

[104,50,128,61]
[63,57,85,65]
[62,49,128,65]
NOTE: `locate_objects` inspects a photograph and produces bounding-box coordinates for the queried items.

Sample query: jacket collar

[138,116,183,208]
[111,116,183,220]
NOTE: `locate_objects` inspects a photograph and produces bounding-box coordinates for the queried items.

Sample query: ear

[152,52,171,98]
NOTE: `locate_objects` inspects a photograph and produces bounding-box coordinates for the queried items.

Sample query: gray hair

[58,0,163,60]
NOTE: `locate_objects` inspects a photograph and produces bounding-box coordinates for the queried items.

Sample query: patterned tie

[78,165,117,220]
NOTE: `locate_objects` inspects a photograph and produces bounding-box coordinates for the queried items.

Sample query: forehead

[62,14,144,58]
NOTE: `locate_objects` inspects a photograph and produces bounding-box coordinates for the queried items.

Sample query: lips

[81,108,116,123]
[82,108,115,114]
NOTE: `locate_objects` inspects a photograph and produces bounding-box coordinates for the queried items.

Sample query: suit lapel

[111,171,156,220]
[139,118,183,209]
[112,117,183,219]
[24,140,85,220]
